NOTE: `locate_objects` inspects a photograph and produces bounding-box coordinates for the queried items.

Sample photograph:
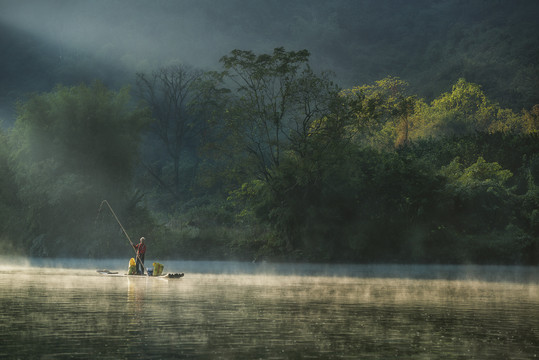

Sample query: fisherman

[133,237,146,275]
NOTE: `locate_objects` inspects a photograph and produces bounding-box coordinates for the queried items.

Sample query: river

[1,259,537,359]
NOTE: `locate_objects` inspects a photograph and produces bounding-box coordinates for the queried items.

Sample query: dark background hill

[1,0,538,125]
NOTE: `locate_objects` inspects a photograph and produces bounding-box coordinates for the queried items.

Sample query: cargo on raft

[97,259,184,279]
[97,269,184,279]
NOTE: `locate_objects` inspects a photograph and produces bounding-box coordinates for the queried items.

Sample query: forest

[0,0,538,264]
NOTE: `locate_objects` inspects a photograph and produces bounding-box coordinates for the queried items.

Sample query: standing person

[133,237,146,275]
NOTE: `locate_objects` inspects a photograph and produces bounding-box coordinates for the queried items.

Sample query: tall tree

[220,47,338,181]
[136,64,217,198]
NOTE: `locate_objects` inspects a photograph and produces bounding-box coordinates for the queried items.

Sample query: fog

[0,0,351,122]
[1,256,538,285]
[1,0,538,122]
[0,0,337,75]
[2,260,537,358]
[2,0,228,69]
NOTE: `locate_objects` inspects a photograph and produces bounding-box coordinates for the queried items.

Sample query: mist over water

[1,259,537,358]
[2,257,538,283]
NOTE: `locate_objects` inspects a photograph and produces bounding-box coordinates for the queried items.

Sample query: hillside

[1,0,538,124]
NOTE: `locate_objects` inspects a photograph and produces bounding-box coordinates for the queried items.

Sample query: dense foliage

[1,46,538,264]
[6,82,152,257]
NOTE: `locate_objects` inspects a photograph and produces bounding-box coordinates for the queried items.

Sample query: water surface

[1,260,537,359]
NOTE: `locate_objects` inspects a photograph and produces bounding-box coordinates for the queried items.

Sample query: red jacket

[134,243,146,256]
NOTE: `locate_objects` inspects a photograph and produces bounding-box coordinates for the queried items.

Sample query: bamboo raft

[97,269,184,278]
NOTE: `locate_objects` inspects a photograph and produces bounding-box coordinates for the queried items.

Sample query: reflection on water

[0,261,537,359]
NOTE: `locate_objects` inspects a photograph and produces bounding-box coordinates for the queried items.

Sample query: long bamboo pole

[99,200,145,272]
